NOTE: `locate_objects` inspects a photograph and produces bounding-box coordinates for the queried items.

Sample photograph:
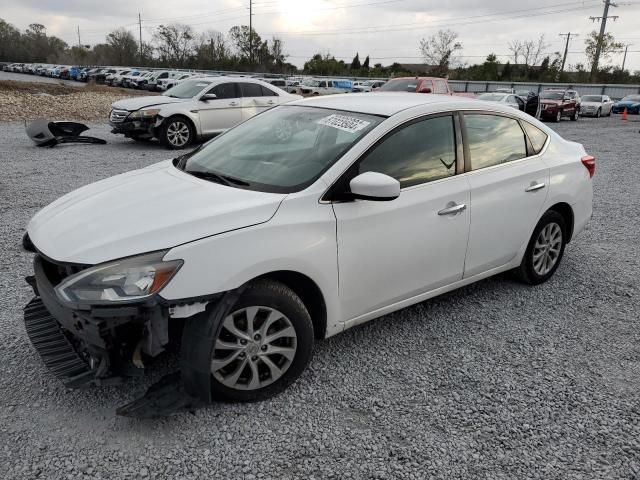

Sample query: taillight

[581,155,595,178]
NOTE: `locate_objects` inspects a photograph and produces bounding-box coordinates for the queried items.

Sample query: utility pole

[77,26,81,49]
[558,32,577,79]
[138,13,143,63]
[249,0,253,65]
[589,0,619,80]
[621,43,631,71]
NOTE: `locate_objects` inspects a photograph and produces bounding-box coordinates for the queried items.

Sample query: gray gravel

[1,117,639,479]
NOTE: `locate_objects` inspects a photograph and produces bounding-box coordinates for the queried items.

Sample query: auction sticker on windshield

[318,114,371,133]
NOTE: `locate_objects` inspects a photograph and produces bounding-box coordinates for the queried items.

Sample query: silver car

[109,77,302,148]
[580,95,614,117]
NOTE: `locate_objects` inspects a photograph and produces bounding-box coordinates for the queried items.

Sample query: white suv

[24,94,593,409]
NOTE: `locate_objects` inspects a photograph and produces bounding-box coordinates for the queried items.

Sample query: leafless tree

[419,29,462,76]
[508,40,523,64]
[153,23,195,67]
[522,35,549,67]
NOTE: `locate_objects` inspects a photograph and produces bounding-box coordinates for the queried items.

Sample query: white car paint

[580,95,614,117]
[109,77,302,138]
[29,93,593,339]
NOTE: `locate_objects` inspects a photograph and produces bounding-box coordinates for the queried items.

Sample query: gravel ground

[1,116,639,479]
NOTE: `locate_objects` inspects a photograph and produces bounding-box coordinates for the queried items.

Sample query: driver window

[208,83,238,99]
[358,115,457,188]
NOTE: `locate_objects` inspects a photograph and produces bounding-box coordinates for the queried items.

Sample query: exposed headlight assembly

[55,251,182,305]
[129,108,161,120]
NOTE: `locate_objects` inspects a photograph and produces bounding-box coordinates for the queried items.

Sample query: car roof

[292,92,474,116]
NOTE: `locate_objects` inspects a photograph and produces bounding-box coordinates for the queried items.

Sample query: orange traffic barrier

[622,108,628,121]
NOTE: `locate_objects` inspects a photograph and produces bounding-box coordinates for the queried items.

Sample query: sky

[1,0,639,71]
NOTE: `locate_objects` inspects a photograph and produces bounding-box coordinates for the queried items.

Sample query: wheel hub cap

[532,222,562,276]
[167,121,189,146]
[211,306,297,391]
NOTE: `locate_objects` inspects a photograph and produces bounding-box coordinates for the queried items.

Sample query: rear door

[198,82,242,135]
[461,113,550,277]
[238,82,278,121]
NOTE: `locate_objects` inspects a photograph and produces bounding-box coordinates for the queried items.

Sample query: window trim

[323,111,463,202]
[458,110,550,175]
[239,81,265,98]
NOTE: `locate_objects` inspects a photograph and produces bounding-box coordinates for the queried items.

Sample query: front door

[198,82,242,135]
[461,113,550,277]
[332,114,470,321]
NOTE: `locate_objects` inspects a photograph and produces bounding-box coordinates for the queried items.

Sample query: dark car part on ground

[25,120,107,147]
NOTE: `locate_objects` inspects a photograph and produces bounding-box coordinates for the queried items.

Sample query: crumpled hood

[111,95,186,112]
[27,161,286,265]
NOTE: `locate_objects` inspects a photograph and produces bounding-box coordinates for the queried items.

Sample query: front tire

[555,110,562,122]
[571,109,579,121]
[160,116,194,150]
[516,210,567,285]
[210,280,314,402]
[596,108,601,118]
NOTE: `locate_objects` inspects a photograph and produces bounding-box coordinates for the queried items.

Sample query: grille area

[109,109,129,123]
[39,255,89,286]
[24,297,90,381]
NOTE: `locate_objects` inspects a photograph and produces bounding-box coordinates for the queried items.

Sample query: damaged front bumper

[26,254,171,388]
[109,115,161,139]
[23,252,239,417]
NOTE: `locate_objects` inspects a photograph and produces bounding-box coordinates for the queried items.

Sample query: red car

[539,89,581,122]
[379,77,453,94]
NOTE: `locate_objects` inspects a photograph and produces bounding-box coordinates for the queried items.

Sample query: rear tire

[516,210,567,285]
[210,280,314,402]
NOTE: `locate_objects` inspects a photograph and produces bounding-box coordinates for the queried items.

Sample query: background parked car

[580,95,614,117]
[109,77,302,148]
[379,76,453,94]
[612,94,640,114]
[538,89,580,122]
[297,78,353,95]
[352,80,386,92]
[477,92,524,110]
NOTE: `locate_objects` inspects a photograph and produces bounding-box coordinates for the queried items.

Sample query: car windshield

[379,80,418,92]
[180,106,383,193]
[582,95,603,102]
[539,91,564,100]
[622,95,640,102]
[477,93,507,101]
[163,79,212,98]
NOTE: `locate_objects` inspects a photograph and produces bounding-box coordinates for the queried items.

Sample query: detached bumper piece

[24,297,91,384]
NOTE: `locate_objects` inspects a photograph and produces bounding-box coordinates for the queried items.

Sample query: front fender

[156,104,202,136]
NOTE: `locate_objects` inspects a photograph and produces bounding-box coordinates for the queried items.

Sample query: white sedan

[24,93,593,406]
[580,94,614,117]
[109,77,302,148]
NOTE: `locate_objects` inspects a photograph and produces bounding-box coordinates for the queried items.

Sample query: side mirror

[418,87,432,93]
[200,93,217,101]
[349,172,400,201]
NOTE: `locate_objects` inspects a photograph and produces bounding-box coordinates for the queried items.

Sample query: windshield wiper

[186,170,250,186]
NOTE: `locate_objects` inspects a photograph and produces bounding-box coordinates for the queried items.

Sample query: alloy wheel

[166,121,190,147]
[532,222,563,276]
[556,110,562,122]
[211,306,298,391]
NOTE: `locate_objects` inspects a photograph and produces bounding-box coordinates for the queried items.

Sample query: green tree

[106,28,139,65]
[153,24,195,67]
[585,31,623,72]
[350,53,361,70]
[362,55,370,70]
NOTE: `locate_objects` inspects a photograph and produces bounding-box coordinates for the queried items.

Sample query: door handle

[525,182,546,192]
[267,100,276,105]
[438,203,467,216]
[229,101,238,106]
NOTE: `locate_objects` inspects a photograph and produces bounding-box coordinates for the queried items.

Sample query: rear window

[379,79,418,92]
[521,121,548,155]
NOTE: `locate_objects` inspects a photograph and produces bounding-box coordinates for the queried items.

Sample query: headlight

[129,108,161,120]
[55,251,182,305]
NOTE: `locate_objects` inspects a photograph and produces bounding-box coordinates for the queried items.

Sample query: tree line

[1,18,638,83]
